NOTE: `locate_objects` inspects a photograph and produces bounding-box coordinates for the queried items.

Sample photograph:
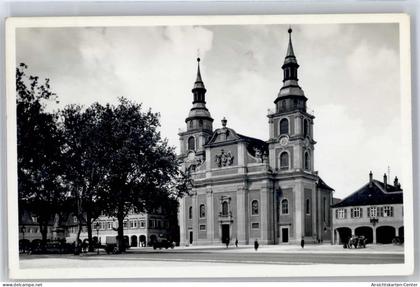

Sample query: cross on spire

[193,57,205,90]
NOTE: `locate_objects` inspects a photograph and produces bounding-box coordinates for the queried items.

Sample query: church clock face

[280,137,289,146]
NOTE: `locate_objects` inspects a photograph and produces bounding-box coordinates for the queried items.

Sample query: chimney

[394,176,401,190]
[369,171,373,187]
[383,173,387,190]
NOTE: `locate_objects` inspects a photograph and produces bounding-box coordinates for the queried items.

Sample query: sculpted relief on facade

[215,149,234,167]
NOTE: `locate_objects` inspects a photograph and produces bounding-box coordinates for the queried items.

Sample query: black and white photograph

[5,14,413,279]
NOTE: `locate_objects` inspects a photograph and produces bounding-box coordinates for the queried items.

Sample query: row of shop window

[93,219,168,230]
[335,206,394,219]
[20,226,42,233]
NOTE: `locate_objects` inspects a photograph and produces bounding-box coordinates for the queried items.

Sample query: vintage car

[104,236,130,254]
[347,235,367,249]
[152,238,175,250]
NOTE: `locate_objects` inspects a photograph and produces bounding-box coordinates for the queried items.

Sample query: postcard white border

[5,14,413,279]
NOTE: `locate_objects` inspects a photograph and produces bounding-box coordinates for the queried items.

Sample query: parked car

[392,236,404,245]
[105,236,119,254]
[104,236,130,254]
[153,238,174,250]
[347,235,367,249]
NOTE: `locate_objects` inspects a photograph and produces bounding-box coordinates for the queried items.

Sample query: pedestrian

[235,238,238,247]
[301,236,305,249]
[225,238,230,248]
[254,239,259,251]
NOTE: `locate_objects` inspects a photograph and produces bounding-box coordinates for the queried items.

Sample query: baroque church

[177,28,334,245]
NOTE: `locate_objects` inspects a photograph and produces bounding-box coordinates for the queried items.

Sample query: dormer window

[280,118,289,135]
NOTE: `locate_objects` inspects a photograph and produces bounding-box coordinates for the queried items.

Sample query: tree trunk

[117,210,125,253]
[74,195,83,255]
[86,210,94,252]
[74,222,82,255]
[39,222,48,246]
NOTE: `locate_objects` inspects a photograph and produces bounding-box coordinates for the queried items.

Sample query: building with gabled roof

[331,171,403,245]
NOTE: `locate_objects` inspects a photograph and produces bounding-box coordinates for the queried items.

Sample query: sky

[15,23,402,199]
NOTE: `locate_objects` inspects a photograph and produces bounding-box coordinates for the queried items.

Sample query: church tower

[178,58,214,171]
[268,28,315,173]
[268,28,326,244]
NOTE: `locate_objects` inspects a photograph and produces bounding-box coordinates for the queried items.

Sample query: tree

[95,98,181,252]
[61,104,107,252]
[16,63,65,245]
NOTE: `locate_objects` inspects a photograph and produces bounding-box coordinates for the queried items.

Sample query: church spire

[193,57,205,90]
[274,27,307,109]
[185,57,213,131]
[286,27,296,59]
[192,57,207,103]
[282,27,299,80]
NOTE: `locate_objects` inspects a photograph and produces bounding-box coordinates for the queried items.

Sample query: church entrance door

[282,228,289,243]
[221,224,230,244]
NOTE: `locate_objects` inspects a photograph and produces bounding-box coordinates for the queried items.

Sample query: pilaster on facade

[206,188,214,242]
[236,186,248,244]
[192,193,198,244]
[260,184,270,243]
[311,184,318,239]
[293,180,305,242]
[268,118,274,139]
[293,145,302,170]
[205,148,211,178]
[178,197,186,246]
[295,115,302,136]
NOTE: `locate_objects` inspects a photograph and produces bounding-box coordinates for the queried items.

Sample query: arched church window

[281,199,289,214]
[199,119,203,127]
[280,152,289,170]
[303,119,309,137]
[188,206,192,219]
[304,151,310,170]
[221,201,228,216]
[251,200,259,215]
[199,204,206,218]
[280,118,289,135]
[188,136,195,151]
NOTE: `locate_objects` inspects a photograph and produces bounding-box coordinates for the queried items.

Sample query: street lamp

[95,222,100,255]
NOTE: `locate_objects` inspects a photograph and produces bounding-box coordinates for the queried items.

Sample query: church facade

[178,28,334,245]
